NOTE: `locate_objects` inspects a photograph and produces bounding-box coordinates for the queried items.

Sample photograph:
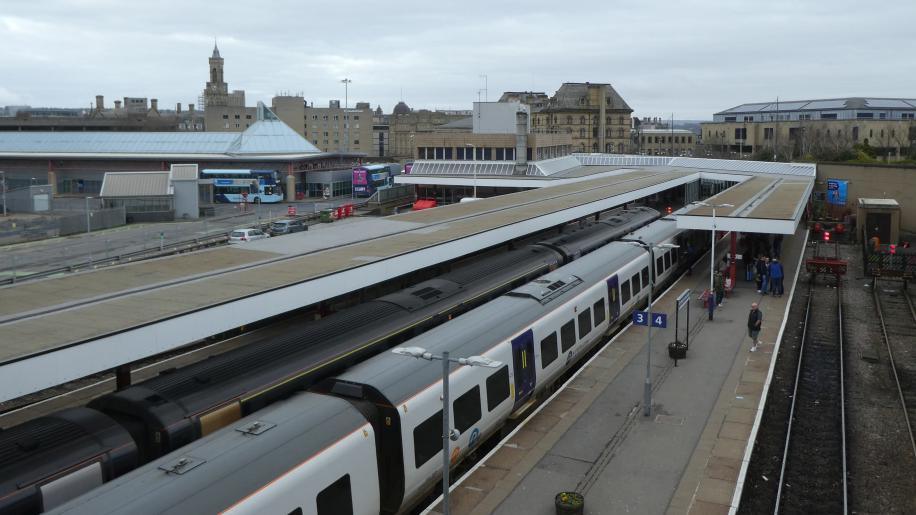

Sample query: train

[49,215,703,514]
[0,208,664,515]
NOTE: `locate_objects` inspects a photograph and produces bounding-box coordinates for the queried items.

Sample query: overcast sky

[2,0,915,119]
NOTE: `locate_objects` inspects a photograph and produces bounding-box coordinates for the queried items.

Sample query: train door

[511,329,536,407]
[606,275,621,320]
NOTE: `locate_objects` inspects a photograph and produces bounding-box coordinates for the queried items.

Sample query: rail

[872,278,916,458]
[775,277,847,514]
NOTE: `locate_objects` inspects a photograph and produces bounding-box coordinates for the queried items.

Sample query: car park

[228,228,269,244]
[268,218,306,236]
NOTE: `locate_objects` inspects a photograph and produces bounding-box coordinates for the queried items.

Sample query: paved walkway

[438,228,804,515]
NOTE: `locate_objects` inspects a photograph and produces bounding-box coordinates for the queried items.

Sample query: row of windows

[306,123,361,130]
[540,299,606,368]
[287,474,353,515]
[221,114,252,120]
[417,146,518,161]
[641,135,693,144]
[620,266,650,305]
[309,114,361,121]
[413,365,510,468]
[724,111,915,122]
[534,115,628,126]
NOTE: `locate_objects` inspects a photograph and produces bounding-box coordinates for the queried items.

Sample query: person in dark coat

[748,303,763,351]
[714,270,725,306]
[755,255,768,293]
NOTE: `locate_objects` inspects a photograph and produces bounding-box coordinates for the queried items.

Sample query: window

[245,114,252,119]
[453,386,481,433]
[852,126,859,141]
[902,113,915,119]
[821,113,837,120]
[486,366,510,410]
[577,310,592,339]
[735,128,747,140]
[631,273,641,293]
[234,114,240,119]
[541,332,559,368]
[414,411,443,467]
[856,112,874,119]
[317,475,353,515]
[656,256,664,274]
[724,116,737,122]
[799,114,811,120]
[354,140,360,145]
[664,252,672,269]
[560,320,576,352]
[764,127,774,140]
[641,267,649,286]
[621,281,631,304]
[593,299,606,326]
[672,249,679,264]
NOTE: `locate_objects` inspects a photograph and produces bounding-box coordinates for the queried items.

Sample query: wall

[472,102,529,134]
[816,162,916,234]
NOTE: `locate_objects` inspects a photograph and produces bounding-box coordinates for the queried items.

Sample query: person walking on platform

[714,270,725,307]
[769,258,784,296]
[756,256,769,294]
[748,303,763,352]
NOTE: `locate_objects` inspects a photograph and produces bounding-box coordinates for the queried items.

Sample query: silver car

[228,228,269,244]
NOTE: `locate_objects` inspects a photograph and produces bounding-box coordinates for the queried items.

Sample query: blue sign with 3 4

[633,311,667,328]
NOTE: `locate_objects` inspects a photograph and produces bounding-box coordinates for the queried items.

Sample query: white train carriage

[51,395,380,515]
[322,217,687,513]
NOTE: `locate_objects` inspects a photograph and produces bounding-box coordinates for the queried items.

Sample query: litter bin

[554,492,584,515]
[668,341,688,366]
[319,209,332,223]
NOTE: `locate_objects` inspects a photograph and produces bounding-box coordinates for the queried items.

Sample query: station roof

[716,97,916,115]
[0,103,322,159]
[0,169,694,402]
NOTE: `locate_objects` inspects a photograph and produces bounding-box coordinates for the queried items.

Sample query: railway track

[775,276,848,514]
[873,279,916,458]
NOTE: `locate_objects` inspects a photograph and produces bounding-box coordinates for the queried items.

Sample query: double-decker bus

[352,164,398,197]
[201,169,284,203]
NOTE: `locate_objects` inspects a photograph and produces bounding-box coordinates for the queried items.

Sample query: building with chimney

[530,82,633,154]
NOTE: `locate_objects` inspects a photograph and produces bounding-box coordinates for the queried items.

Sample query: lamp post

[465,143,477,199]
[85,196,93,234]
[625,241,679,417]
[1,171,6,216]
[692,201,734,297]
[391,346,502,515]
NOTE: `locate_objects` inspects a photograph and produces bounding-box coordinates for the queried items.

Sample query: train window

[316,474,353,515]
[561,320,576,352]
[631,273,641,292]
[641,267,649,286]
[664,252,672,269]
[541,332,559,367]
[656,256,664,275]
[413,411,443,468]
[593,299,606,325]
[621,281,631,304]
[486,366,510,411]
[577,310,592,338]
[453,386,481,433]
[672,249,679,263]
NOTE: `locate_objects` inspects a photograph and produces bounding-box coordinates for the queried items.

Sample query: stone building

[0,96,203,132]
[635,129,696,156]
[388,102,472,161]
[530,83,633,154]
[202,44,257,131]
[701,97,916,161]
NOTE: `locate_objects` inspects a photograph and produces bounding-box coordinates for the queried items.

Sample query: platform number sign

[633,311,667,328]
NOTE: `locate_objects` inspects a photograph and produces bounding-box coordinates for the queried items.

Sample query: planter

[555,491,584,515]
[668,341,688,366]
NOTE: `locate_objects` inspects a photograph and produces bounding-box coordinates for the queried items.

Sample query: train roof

[335,217,683,405]
[52,394,366,515]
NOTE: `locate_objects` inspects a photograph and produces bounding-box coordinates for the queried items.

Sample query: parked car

[228,228,269,244]
[268,218,307,236]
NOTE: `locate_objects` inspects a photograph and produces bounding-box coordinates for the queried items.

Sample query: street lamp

[625,241,679,417]
[465,143,477,199]
[85,196,93,234]
[1,171,7,216]
[391,346,502,515]
[691,201,734,299]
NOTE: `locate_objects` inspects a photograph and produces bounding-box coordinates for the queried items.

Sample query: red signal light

[823,231,831,242]
[666,206,673,214]
[890,244,897,255]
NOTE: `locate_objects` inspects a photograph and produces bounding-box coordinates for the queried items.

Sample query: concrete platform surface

[438,227,805,515]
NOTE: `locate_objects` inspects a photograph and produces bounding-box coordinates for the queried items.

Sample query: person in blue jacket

[769,258,784,297]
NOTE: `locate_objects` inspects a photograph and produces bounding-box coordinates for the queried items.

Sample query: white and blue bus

[201,169,284,204]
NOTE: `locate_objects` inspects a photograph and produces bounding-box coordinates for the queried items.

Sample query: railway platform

[439,226,808,515]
